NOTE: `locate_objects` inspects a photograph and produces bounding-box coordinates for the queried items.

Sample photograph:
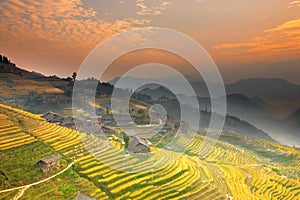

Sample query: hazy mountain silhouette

[226,78,300,101]
[109,76,300,146]
[137,85,176,100]
[110,76,300,106]
[287,108,300,122]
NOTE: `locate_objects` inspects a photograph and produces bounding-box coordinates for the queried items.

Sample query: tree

[72,72,77,82]
[123,133,130,148]
[2,56,9,64]
[65,77,72,82]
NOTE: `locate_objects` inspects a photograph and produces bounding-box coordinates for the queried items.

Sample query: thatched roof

[61,116,82,126]
[76,193,96,200]
[129,136,149,147]
[42,111,56,120]
[42,111,64,123]
[39,154,61,164]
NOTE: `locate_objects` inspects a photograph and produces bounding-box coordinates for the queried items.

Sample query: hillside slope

[0,104,299,200]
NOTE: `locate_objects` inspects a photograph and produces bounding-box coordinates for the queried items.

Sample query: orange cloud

[214,18,300,63]
[288,0,300,8]
[0,0,149,51]
[0,0,151,77]
[136,0,171,16]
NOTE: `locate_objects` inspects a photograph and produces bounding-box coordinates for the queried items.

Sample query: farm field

[0,103,299,199]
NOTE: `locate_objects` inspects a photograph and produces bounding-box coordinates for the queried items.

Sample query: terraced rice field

[0,114,37,150]
[0,103,299,199]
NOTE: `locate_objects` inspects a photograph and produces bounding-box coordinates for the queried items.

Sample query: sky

[0,0,300,83]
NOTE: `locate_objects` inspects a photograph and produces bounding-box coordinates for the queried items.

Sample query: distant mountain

[224,115,276,142]
[137,85,176,100]
[226,78,300,101]
[153,98,276,142]
[137,86,267,117]
[287,108,300,122]
[109,76,207,96]
[286,108,300,133]
[110,76,300,103]
[227,93,263,110]
[225,93,268,118]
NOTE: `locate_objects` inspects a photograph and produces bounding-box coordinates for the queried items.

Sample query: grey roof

[129,136,149,147]
[61,116,82,125]
[101,126,115,134]
[101,114,114,120]
[76,193,96,200]
[42,111,64,123]
[61,116,74,124]
[90,115,102,119]
[42,111,56,119]
[39,154,61,164]
[50,115,64,123]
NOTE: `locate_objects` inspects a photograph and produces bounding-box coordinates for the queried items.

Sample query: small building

[128,136,150,154]
[42,111,55,120]
[42,111,64,124]
[90,115,102,125]
[76,193,96,200]
[160,120,175,134]
[60,116,83,129]
[37,155,61,172]
[101,114,115,126]
[101,126,115,135]
[2,95,15,103]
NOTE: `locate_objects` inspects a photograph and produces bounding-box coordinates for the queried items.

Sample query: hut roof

[61,116,81,125]
[42,112,64,123]
[42,111,57,120]
[102,114,114,120]
[130,136,149,147]
[76,193,96,200]
[39,154,61,164]
[90,115,102,119]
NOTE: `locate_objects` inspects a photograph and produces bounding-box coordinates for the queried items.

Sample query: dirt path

[0,162,74,194]
[12,186,29,200]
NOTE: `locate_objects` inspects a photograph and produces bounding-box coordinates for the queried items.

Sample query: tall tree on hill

[72,72,77,82]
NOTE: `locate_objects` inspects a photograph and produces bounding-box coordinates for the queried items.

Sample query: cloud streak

[214,18,300,62]
[288,0,300,8]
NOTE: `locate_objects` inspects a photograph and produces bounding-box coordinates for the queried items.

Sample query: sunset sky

[0,0,300,83]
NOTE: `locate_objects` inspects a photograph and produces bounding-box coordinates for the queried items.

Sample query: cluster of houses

[41,111,189,155]
[42,112,83,129]
[41,111,151,154]
[42,112,121,129]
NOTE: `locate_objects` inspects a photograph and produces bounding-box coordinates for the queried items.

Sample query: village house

[101,114,115,126]
[42,111,64,124]
[90,115,102,125]
[76,193,96,200]
[2,95,15,103]
[101,126,115,135]
[160,120,176,134]
[60,116,83,130]
[128,136,150,154]
[37,154,61,172]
